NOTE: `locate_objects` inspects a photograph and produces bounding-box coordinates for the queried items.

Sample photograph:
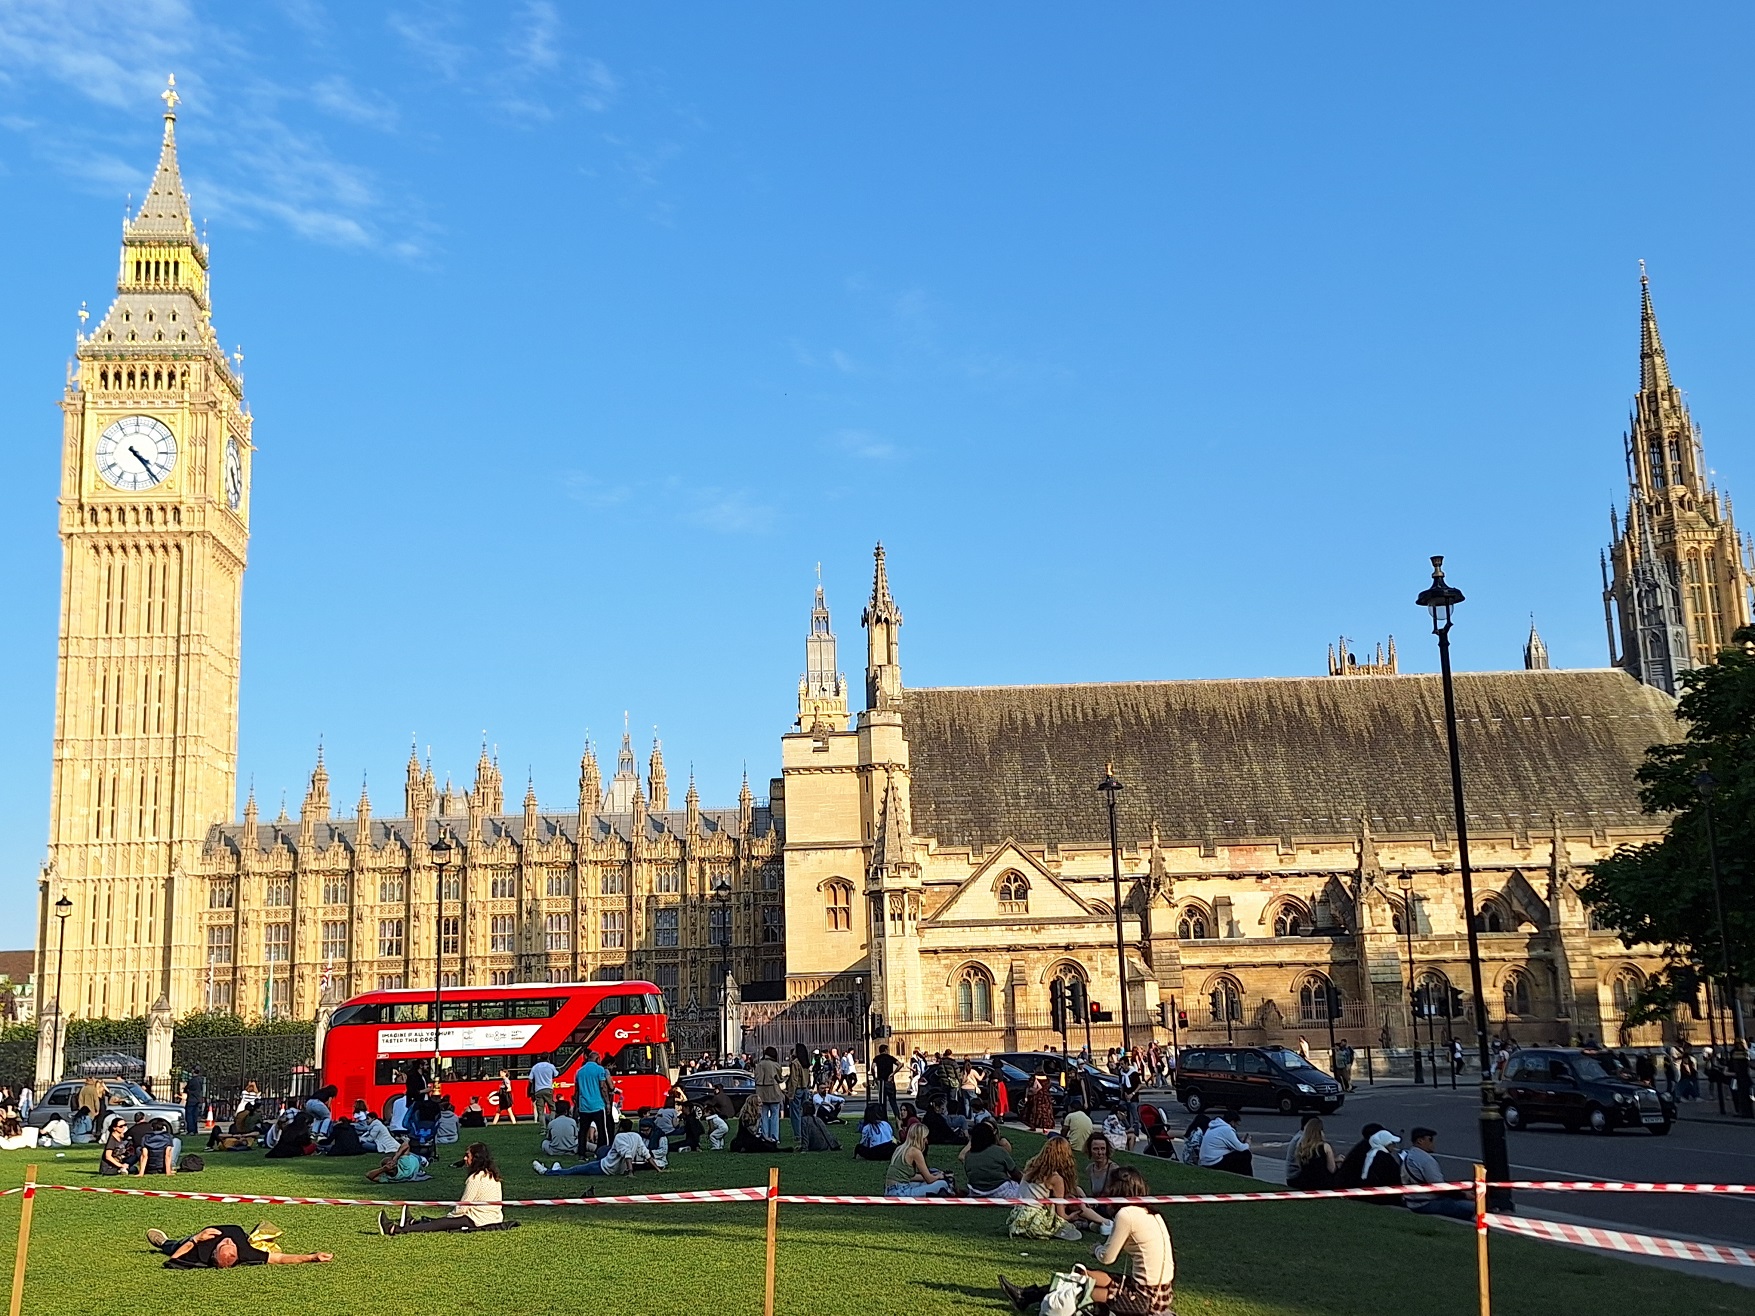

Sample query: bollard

[1474,1163,1490,1316]
[8,1165,38,1316]
[764,1166,779,1316]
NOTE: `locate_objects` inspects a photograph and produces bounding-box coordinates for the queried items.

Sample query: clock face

[95,415,177,491]
[224,438,244,510]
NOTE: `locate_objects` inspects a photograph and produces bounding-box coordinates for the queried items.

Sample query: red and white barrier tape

[28,1183,768,1208]
[1485,1213,1755,1267]
[776,1183,1470,1206]
[1493,1181,1755,1196]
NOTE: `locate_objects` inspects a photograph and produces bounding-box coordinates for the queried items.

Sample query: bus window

[590,994,637,1018]
[509,998,564,1019]
[388,1002,432,1023]
[605,1043,669,1076]
[329,1003,380,1026]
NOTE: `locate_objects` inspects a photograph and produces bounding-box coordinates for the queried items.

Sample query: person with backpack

[999,1166,1175,1314]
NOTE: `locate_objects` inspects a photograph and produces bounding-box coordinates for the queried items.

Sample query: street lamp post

[1696,772,1750,1117]
[1398,867,1424,1086]
[711,873,732,1063]
[1096,764,1133,1055]
[430,829,453,1080]
[1415,556,1511,1204]
[51,893,71,1082]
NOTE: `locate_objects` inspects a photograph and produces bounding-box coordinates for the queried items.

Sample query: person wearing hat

[1358,1128,1403,1199]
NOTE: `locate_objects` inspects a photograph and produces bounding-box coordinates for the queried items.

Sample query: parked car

[674,1067,755,1107]
[1495,1048,1674,1135]
[989,1051,1127,1112]
[1173,1046,1343,1115]
[26,1079,186,1136]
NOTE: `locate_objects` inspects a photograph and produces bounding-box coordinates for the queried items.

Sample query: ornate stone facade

[777,549,1687,1053]
[193,738,782,1020]
[39,81,253,1021]
[1606,266,1755,693]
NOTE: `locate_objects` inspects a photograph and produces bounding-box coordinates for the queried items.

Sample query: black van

[1173,1046,1343,1115]
[1495,1048,1674,1135]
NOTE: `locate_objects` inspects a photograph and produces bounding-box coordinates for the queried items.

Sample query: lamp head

[1696,770,1717,797]
[54,894,72,920]
[1096,761,1124,795]
[430,831,453,869]
[1414,555,1465,634]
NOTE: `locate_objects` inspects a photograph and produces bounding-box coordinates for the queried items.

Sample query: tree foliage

[1583,627,1755,1011]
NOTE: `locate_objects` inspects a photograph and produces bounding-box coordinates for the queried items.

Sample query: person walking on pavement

[1333,1040,1355,1092]
[1450,1038,1464,1078]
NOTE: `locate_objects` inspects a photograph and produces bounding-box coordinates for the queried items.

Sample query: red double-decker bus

[320,980,672,1120]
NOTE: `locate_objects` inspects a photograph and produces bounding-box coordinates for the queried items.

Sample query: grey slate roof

[206,807,773,858]
[898,669,1677,850]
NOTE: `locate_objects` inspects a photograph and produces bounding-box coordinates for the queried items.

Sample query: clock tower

[42,77,253,1019]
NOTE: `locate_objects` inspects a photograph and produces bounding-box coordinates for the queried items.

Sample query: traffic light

[1448,987,1467,1019]
[1088,1000,1103,1021]
[1050,978,1068,1035]
[1177,1008,1189,1030]
[1068,977,1089,1025]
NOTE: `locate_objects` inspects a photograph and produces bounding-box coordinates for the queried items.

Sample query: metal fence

[173,1029,319,1114]
[0,1041,35,1090]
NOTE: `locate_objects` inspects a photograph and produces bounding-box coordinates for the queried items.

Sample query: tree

[1582,626,1755,1018]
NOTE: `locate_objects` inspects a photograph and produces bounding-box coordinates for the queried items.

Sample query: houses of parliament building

[33,88,1753,1053]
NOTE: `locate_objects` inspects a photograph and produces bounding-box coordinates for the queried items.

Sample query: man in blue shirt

[527,1057,559,1123]
[574,1050,612,1150]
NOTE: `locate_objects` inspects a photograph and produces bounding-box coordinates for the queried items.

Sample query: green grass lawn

[0,1127,1749,1316]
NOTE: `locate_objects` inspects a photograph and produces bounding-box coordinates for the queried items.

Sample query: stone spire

[404,738,432,819]
[578,739,602,815]
[472,739,503,814]
[242,782,259,848]
[861,543,904,711]
[128,76,197,242]
[524,774,540,836]
[607,720,641,814]
[648,734,669,812]
[685,771,700,836]
[301,741,330,820]
[798,569,850,731]
[872,773,913,873]
[1524,617,1550,670]
[356,775,372,838]
[738,768,755,837]
[1639,263,1673,396]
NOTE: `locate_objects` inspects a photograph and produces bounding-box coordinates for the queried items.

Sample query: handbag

[1041,1267,1096,1316]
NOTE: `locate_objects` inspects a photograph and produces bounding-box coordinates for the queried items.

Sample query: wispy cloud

[562,470,774,535]
[831,429,899,461]
[385,6,467,80]
[310,75,398,130]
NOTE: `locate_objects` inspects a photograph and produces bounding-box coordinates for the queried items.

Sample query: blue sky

[3,4,1754,934]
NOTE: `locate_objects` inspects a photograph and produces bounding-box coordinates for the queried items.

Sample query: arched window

[824,879,853,932]
[1475,899,1507,933]
[1298,973,1338,1024]
[1417,969,1455,1019]
[955,964,994,1023]
[1177,903,1210,940]
[1502,969,1532,1017]
[997,870,1029,914]
[1272,900,1308,938]
[1611,967,1644,1016]
[1208,975,1243,1024]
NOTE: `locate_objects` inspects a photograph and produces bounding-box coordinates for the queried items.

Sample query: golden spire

[161,75,180,140]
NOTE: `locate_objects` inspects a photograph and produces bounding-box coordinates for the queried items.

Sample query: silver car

[27,1080,185,1136]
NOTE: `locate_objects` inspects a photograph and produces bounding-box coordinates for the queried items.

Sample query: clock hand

[127,444,155,473]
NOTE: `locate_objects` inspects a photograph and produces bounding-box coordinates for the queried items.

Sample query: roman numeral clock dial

[94,415,177,491]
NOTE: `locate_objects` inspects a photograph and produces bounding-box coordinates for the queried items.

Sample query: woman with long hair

[786,1044,813,1145]
[853,1103,898,1161]
[731,1094,780,1154]
[1286,1116,1336,1190]
[883,1122,954,1197]
[1001,1166,1174,1315]
[1021,1073,1055,1133]
[489,1070,517,1125]
[380,1142,508,1236]
[1007,1135,1084,1241]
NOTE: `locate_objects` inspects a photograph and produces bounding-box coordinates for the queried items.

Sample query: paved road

[1145,1078,1755,1248]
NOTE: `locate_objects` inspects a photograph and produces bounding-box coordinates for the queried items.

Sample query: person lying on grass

[999,1166,1174,1316]
[380,1142,516,1236]
[365,1136,428,1183]
[146,1224,332,1269]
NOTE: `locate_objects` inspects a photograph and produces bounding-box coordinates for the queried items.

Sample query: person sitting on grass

[1401,1127,1471,1220]
[0,1114,35,1152]
[672,1103,706,1153]
[896,1102,923,1141]
[1196,1109,1252,1176]
[1358,1128,1403,1197]
[381,1142,515,1236]
[1008,1135,1084,1241]
[1287,1117,1337,1191]
[136,1118,179,1176]
[1060,1097,1095,1154]
[37,1112,72,1149]
[365,1136,427,1184]
[923,1094,968,1146]
[1000,1166,1174,1315]
[69,1105,97,1144]
[1335,1122,1386,1189]
[147,1224,332,1269]
[434,1096,460,1146]
[853,1104,898,1161]
[959,1118,1022,1199]
[704,1105,729,1151]
[731,1095,781,1154]
[884,1122,955,1198]
[534,1117,666,1175]
[1176,1113,1208,1166]
[99,1120,132,1174]
[541,1099,579,1159]
[796,1107,841,1152]
[459,1096,487,1129]
[811,1081,845,1124]
[264,1112,317,1159]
